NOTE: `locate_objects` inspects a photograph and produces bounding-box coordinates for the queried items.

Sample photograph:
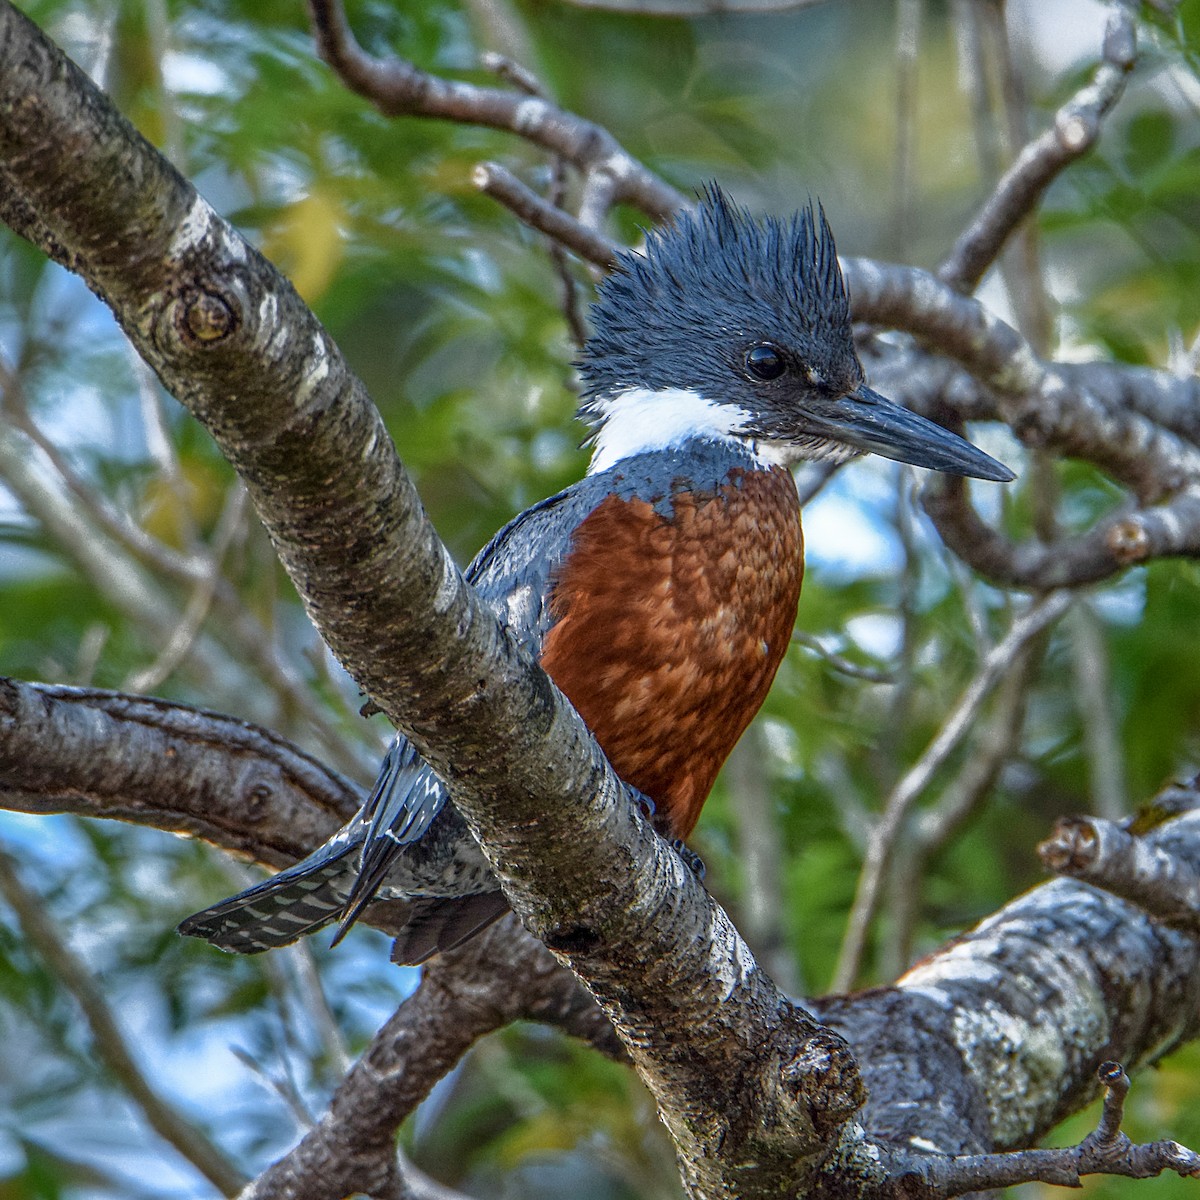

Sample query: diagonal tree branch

[239,918,623,1200]
[306,0,685,224]
[831,590,1073,991]
[0,8,858,1196]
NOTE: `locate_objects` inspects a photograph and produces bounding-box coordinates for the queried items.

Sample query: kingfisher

[179,187,1012,964]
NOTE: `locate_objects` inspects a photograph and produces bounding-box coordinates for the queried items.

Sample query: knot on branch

[179,287,237,345]
[1107,517,1152,564]
[780,1029,866,1136]
[236,764,280,823]
[1038,797,1200,931]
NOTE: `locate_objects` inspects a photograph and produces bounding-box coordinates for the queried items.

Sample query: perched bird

[180,188,1012,964]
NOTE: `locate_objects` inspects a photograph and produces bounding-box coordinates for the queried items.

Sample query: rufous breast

[539,464,803,838]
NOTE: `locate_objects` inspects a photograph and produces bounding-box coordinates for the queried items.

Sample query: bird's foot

[629,787,656,821]
[671,840,706,880]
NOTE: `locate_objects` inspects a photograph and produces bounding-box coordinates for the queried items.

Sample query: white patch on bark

[169,195,218,258]
[512,97,545,134]
[294,333,330,406]
[907,1136,945,1153]
[899,912,1110,1146]
[708,912,757,1002]
[434,543,461,613]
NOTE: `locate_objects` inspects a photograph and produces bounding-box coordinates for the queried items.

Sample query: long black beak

[815,385,1014,482]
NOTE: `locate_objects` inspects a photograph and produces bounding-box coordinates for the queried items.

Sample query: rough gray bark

[0,7,856,1197]
[3,3,1200,1198]
[4,678,1200,1199]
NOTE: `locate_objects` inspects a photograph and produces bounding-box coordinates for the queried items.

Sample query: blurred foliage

[2,0,1200,1196]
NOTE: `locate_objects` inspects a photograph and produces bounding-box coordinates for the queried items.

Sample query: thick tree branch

[0,10,858,1195]
[0,677,356,864]
[811,802,1200,1198]
[1040,797,1200,931]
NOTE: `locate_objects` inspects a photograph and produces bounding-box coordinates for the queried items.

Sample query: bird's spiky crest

[577,185,854,410]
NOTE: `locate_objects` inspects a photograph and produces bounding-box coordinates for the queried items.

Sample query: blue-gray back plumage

[178,441,761,959]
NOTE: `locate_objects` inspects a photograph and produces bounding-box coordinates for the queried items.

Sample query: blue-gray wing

[178,447,742,953]
[352,450,728,870]
[338,474,627,924]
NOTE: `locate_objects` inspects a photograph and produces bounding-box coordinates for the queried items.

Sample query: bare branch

[0,677,358,865]
[1069,602,1128,819]
[125,483,248,693]
[240,919,620,1200]
[0,357,370,776]
[923,477,1200,590]
[844,259,1200,500]
[305,0,685,220]
[1040,807,1200,930]
[792,632,894,685]
[726,728,803,994]
[869,1064,1200,1198]
[473,161,620,267]
[939,2,1137,293]
[0,844,246,1196]
[914,662,1032,856]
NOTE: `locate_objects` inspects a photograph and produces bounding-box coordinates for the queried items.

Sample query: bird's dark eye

[744,343,787,382]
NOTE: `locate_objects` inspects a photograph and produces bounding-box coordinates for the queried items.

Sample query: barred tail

[178,845,358,954]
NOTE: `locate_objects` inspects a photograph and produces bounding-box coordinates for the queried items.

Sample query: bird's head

[578,186,1013,483]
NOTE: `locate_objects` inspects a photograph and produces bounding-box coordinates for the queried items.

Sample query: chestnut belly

[539,466,803,838]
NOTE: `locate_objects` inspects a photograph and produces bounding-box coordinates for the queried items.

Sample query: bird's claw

[671,839,706,880]
[630,787,656,821]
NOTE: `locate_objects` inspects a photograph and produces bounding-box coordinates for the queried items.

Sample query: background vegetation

[3,0,1200,1196]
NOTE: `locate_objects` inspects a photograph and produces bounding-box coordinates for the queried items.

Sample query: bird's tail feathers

[390,891,511,965]
[178,845,359,954]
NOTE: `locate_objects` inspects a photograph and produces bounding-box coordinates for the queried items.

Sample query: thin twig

[725,728,803,995]
[0,355,368,774]
[306,0,685,220]
[125,483,249,693]
[792,632,894,685]
[885,1063,1200,1196]
[0,843,246,1196]
[477,53,592,346]
[1069,602,1128,820]
[831,590,1074,991]
[882,657,1034,975]
[0,354,210,583]
[889,0,921,258]
[473,161,620,268]
[915,658,1033,857]
[794,460,844,506]
[132,350,202,550]
[939,1,1137,292]
[479,50,545,98]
